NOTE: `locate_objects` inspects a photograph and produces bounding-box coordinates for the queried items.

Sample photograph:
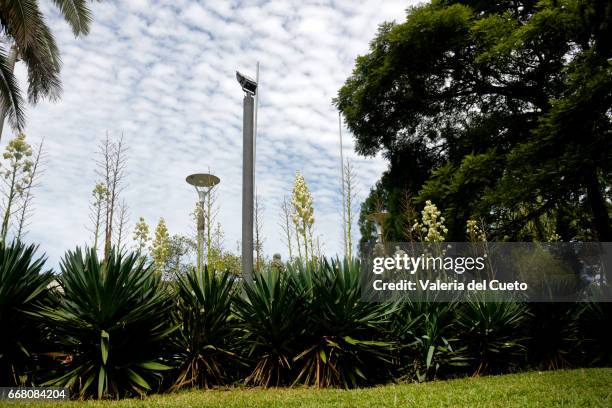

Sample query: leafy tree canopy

[336,0,612,243]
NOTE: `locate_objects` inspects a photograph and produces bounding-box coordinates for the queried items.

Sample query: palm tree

[0,1,97,140]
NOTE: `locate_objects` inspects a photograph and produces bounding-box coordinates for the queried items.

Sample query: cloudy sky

[4,0,415,268]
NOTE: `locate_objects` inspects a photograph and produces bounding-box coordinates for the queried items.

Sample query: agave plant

[294,258,394,388]
[233,267,307,387]
[38,248,175,398]
[0,241,52,386]
[457,294,530,375]
[169,267,239,390]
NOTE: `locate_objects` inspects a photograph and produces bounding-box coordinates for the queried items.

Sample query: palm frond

[0,0,43,48]
[20,18,62,103]
[0,48,25,129]
[52,0,93,36]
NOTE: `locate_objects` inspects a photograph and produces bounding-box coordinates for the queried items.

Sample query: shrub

[576,301,612,366]
[0,243,606,393]
[457,294,530,375]
[294,258,395,388]
[234,267,308,387]
[392,301,468,382]
[38,248,175,398]
[526,303,578,369]
[0,241,52,386]
[169,267,238,389]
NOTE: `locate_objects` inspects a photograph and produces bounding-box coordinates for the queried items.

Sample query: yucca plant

[457,294,530,375]
[392,300,468,382]
[526,302,579,370]
[0,241,52,386]
[169,267,239,390]
[38,248,175,399]
[234,268,307,387]
[575,301,612,366]
[294,258,394,388]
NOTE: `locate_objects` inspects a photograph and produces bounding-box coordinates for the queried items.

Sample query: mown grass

[7,368,612,408]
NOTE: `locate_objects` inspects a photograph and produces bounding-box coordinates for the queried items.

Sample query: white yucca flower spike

[466,219,486,242]
[415,200,447,242]
[291,170,316,261]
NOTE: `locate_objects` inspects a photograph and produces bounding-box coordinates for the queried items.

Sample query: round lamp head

[186,173,220,188]
[367,212,390,237]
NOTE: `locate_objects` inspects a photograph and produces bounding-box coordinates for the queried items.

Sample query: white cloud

[3,0,415,268]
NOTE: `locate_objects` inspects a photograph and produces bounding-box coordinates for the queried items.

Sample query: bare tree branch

[95,132,128,260]
[115,199,129,253]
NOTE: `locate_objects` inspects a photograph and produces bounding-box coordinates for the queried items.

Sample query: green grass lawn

[7,368,612,408]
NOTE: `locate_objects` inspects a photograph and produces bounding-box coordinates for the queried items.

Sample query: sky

[4,0,416,268]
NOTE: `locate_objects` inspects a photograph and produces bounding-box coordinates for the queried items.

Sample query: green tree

[336,0,612,243]
[0,0,98,139]
[219,251,241,276]
[165,234,197,277]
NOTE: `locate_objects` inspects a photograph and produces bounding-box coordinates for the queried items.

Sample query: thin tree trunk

[0,43,19,142]
[555,203,572,242]
[586,168,612,241]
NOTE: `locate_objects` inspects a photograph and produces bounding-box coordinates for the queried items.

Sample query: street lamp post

[186,173,220,273]
[367,211,390,243]
[367,211,390,257]
[236,71,258,280]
